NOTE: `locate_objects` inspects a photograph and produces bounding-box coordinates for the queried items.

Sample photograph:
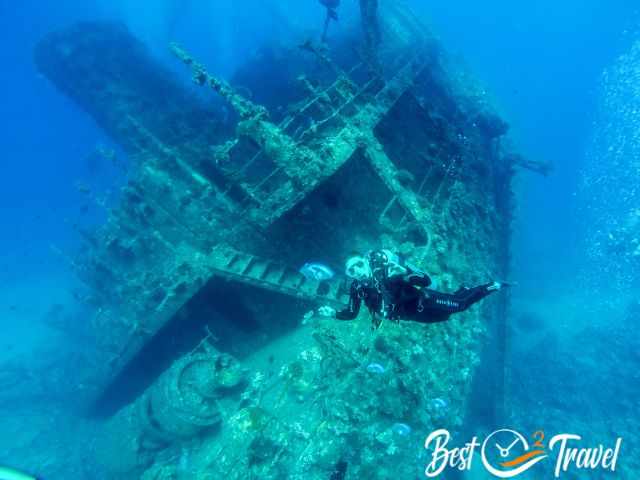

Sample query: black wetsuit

[336,268,496,324]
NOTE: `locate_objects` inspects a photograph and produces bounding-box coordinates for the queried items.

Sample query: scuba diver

[319,0,340,42]
[319,250,509,329]
[320,0,340,19]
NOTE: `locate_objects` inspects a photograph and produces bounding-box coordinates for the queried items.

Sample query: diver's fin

[487,280,516,291]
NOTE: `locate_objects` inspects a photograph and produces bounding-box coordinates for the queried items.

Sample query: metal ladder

[208,245,349,308]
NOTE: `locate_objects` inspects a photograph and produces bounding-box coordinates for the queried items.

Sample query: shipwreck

[34,2,530,478]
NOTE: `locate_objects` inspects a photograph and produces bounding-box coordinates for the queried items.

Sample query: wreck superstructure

[36,3,517,478]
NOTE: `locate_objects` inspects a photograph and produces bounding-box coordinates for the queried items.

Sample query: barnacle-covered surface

[34,2,516,478]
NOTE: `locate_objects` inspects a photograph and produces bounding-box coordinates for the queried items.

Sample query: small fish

[299,263,335,281]
[431,398,448,410]
[366,363,385,374]
[0,466,39,480]
[391,422,412,436]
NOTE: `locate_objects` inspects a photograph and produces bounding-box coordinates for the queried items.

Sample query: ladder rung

[282,270,305,289]
[228,255,252,274]
[248,261,268,279]
[258,263,271,280]
[270,268,287,283]
[240,257,257,275]
[276,269,289,285]
[225,253,241,269]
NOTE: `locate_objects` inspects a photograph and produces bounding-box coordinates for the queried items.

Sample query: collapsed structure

[35,3,524,478]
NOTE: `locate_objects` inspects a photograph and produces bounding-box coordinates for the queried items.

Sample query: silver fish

[366,363,385,374]
[391,422,412,436]
[431,397,448,410]
[299,262,335,281]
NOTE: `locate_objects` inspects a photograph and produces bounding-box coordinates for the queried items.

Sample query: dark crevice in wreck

[91,277,308,418]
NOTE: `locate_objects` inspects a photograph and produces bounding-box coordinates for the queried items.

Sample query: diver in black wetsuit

[320,0,340,18]
[319,250,508,329]
[319,0,341,42]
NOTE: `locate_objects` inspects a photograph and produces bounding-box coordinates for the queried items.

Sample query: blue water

[1,1,638,478]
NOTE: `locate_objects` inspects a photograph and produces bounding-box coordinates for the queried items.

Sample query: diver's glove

[318,305,337,317]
